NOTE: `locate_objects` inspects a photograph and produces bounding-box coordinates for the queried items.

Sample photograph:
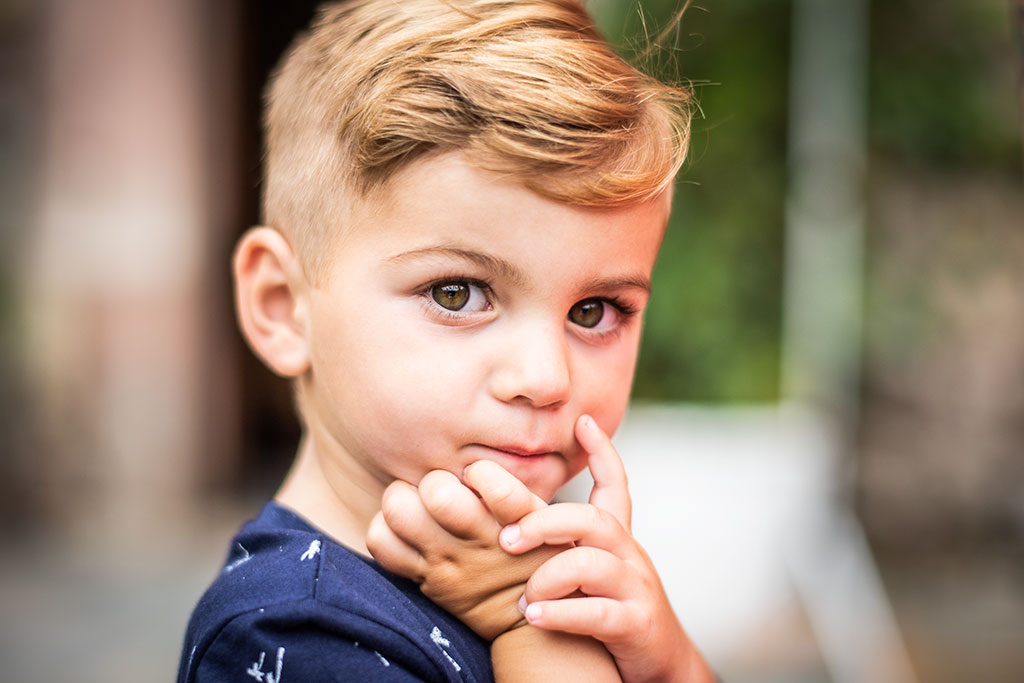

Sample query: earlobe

[233,226,311,377]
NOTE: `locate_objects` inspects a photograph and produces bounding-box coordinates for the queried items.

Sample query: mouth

[461,443,572,500]
[469,443,560,458]
[464,444,569,475]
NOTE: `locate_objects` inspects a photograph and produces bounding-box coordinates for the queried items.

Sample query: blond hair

[264,0,692,280]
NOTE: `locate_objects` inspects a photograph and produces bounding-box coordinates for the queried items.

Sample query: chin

[530,474,576,505]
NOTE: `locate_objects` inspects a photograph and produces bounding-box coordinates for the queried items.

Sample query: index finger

[576,414,631,531]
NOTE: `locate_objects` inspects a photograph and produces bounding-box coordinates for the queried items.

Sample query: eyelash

[579,297,639,343]
[419,276,495,323]
[602,297,639,319]
[417,276,640,337]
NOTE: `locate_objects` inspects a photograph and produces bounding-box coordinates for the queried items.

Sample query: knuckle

[587,504,627,538]
[486,479,518,508]
[582,503,605,529]
[592,599,612,625]
[607,615,633,644]
[419,475,460,518]
[422,560,461,594]
[550,547,591,587]
[576,546,603,573]
[366,512,386,538]
[380,484,403,520]
[421,481,457,518]
[364,519,385,554]
[382,483,421,529]
[525,565,552,600]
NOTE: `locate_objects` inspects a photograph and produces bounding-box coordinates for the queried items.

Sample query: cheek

[353,328,482,432]
[587,378,631,438]
[572,341,640,435]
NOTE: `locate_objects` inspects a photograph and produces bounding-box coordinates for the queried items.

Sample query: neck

[274,433,387,557]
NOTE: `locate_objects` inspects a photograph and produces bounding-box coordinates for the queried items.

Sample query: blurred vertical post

[781,0,867,430]
[1017,0,1024,167]
[781,1,917,682]
[25,0,241,533]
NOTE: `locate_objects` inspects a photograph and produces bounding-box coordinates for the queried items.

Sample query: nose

[489,320,571,409]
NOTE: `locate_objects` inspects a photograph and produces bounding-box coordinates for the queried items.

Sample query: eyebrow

[576,274,652,296]
[386,245,651,295]
[386,246,528,286]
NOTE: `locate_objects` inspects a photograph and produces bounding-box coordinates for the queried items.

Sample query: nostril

[511,372,571,409]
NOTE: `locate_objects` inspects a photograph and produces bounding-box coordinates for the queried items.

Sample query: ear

[233,226,311,377]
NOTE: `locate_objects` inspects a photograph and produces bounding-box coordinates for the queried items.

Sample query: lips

[482,444,558,458]
[462,443,565,476]
[467,442,561,459]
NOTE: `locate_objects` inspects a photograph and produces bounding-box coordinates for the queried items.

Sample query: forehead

[345,153,672,257]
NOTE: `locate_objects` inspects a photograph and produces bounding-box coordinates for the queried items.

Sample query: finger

[576,414,631,530]
[365,510,427,582]
[463,460,548,526]
[522,596,636,644]
[379,479,444,553]
[523,545,631,603]
[418,469,497,540]
[499,502,631,557]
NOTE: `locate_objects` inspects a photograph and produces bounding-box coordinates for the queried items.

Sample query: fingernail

[581,414,598,431]
[517,594,527,614]
[500,524,520,547]
[525,603,542,623]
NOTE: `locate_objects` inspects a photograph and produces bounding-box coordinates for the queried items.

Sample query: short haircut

[264,0,693,280]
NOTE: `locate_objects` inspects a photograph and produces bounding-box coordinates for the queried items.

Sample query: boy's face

[302,153,669,503]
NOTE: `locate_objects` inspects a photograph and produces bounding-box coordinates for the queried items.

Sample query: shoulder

[178,503,492,683]
[183,598,454,682]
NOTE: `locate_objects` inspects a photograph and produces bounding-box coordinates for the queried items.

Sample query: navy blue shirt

[178,502,493,682]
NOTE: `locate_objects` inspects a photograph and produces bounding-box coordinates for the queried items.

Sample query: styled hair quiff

[264,0,693,280]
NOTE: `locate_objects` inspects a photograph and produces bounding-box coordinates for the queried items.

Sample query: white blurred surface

[560,404,916,682]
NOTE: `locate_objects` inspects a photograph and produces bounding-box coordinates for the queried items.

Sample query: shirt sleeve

[189,602,444,683]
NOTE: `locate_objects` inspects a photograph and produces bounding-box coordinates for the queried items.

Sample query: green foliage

[869,0,1021,170]
[592,1,790,401]
[593,0,1021,402]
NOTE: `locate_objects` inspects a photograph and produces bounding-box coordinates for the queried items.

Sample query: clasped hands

[367,415,710,683]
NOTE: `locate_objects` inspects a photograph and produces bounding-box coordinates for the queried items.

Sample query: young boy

[178,0,713,680]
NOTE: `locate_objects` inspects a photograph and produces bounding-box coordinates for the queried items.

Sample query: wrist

[643,627,714,683]
[680,644,715,683]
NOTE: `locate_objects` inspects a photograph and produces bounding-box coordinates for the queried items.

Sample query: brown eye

[432,283,470,310]
[569,299,605,328]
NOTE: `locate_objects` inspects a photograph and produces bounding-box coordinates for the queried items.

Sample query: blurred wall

[857,0,1024,552]
[2,0,244,534]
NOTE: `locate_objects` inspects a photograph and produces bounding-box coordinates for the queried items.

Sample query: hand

[498,414,714,683]
[366,461,566,641]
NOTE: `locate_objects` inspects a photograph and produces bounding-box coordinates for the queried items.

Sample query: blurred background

[0,0,1021,681]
